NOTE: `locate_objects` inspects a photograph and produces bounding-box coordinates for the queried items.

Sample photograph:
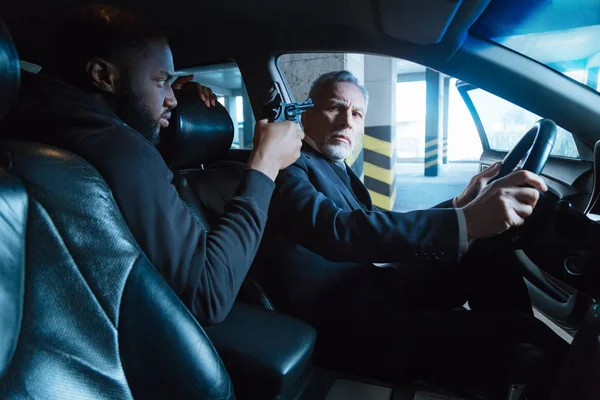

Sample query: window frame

[456,81,580,160]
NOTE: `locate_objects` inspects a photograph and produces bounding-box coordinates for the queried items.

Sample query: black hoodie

[3,72,274,325]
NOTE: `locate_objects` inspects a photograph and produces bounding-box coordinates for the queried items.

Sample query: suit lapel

[347,166,373,210]
[303,144,365,211]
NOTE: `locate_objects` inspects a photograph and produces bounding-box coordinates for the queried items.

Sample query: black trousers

[311,247,570,399]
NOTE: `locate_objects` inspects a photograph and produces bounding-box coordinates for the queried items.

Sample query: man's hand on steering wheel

[458,119,557,243]
[455,162,502,208]
[462,170,548,240]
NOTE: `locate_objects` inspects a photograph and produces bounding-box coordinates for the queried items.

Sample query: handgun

[271,98,314,123]
[264,86,314,123]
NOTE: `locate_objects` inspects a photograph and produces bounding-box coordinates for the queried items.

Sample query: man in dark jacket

[258,70,568,398]
[3,4,304,325]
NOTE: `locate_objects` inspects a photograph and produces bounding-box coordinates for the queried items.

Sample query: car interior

[1,0,600,399]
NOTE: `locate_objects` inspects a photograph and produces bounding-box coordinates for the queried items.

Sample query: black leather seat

[159,89,318,399]
[0,166,26,383]
[0,18,235,399]
[0,17,26,383]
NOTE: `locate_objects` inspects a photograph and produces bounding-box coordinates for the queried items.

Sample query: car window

[466,88,579,158]
[278,53,482,212]
[177,62,255,149]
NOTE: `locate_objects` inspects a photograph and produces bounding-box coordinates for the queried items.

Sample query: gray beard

[320,142,352,161]
[318,130,354,161]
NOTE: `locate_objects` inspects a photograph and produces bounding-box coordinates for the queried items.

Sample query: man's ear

[86,58,120,94]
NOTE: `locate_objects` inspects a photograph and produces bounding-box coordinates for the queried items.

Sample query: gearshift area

[505,344,547,400]
[549,303,600,400]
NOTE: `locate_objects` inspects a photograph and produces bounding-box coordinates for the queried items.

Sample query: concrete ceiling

[180,63,244,96]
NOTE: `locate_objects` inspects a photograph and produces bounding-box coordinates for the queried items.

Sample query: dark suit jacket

[3,72,274,325]
[257,144,460,326]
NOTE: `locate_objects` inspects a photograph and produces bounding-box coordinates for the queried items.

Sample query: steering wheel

[489,119,557,183]
[472,119,557,253]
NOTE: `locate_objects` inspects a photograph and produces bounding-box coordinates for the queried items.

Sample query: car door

[457,81,595,330]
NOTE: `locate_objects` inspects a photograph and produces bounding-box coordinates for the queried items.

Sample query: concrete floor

[393,162,480,212]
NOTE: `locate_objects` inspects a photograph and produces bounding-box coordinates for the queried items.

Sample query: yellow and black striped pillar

[345,134,364,181]
[424,137,439,176]
[424,68,442,177]
[362,55,397,210]
[363,126,396,210]
[442,137,448,164]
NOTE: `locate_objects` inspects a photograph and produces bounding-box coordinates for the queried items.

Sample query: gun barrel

[282,98,314,121]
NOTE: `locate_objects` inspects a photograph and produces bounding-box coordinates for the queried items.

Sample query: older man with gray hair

[256,70,568,398]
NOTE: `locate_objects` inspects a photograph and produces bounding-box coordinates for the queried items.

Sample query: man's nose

[338,109,352,128]
[164,85,178,109]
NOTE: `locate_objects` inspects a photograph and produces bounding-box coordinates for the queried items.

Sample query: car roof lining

[169,0,490,67]
[2,0,488,69]
[3,0,599,155]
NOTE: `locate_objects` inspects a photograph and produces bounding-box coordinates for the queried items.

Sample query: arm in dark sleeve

[7,75,273,325]
[434,198,455,208]
[271,158,460,264]
[434,199,470,255]
[80,130,274,325]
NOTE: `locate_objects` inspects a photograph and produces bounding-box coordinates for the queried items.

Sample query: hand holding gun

[270,98,314,123]
[264,86,314,124]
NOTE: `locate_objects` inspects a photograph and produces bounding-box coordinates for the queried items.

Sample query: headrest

[0,19,20,121]
[159,87,234,170]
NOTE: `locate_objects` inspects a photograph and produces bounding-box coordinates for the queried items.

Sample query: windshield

[472,0,600,93]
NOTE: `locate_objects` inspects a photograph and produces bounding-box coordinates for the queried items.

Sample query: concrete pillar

[279,54,347,102]
[442,77,450,164]
[363,55,397,210]
[278,53,365,179]
[424,69,443,176]
[344,54,365,180]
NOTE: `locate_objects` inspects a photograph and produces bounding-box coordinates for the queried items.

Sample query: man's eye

[353,112,363,119]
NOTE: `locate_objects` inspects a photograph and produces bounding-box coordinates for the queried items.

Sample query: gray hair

[308,70,369,110]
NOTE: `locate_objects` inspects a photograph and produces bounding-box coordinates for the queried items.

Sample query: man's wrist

[455,208,470,255]
[247,152,278,182]
[454,195,467,208]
